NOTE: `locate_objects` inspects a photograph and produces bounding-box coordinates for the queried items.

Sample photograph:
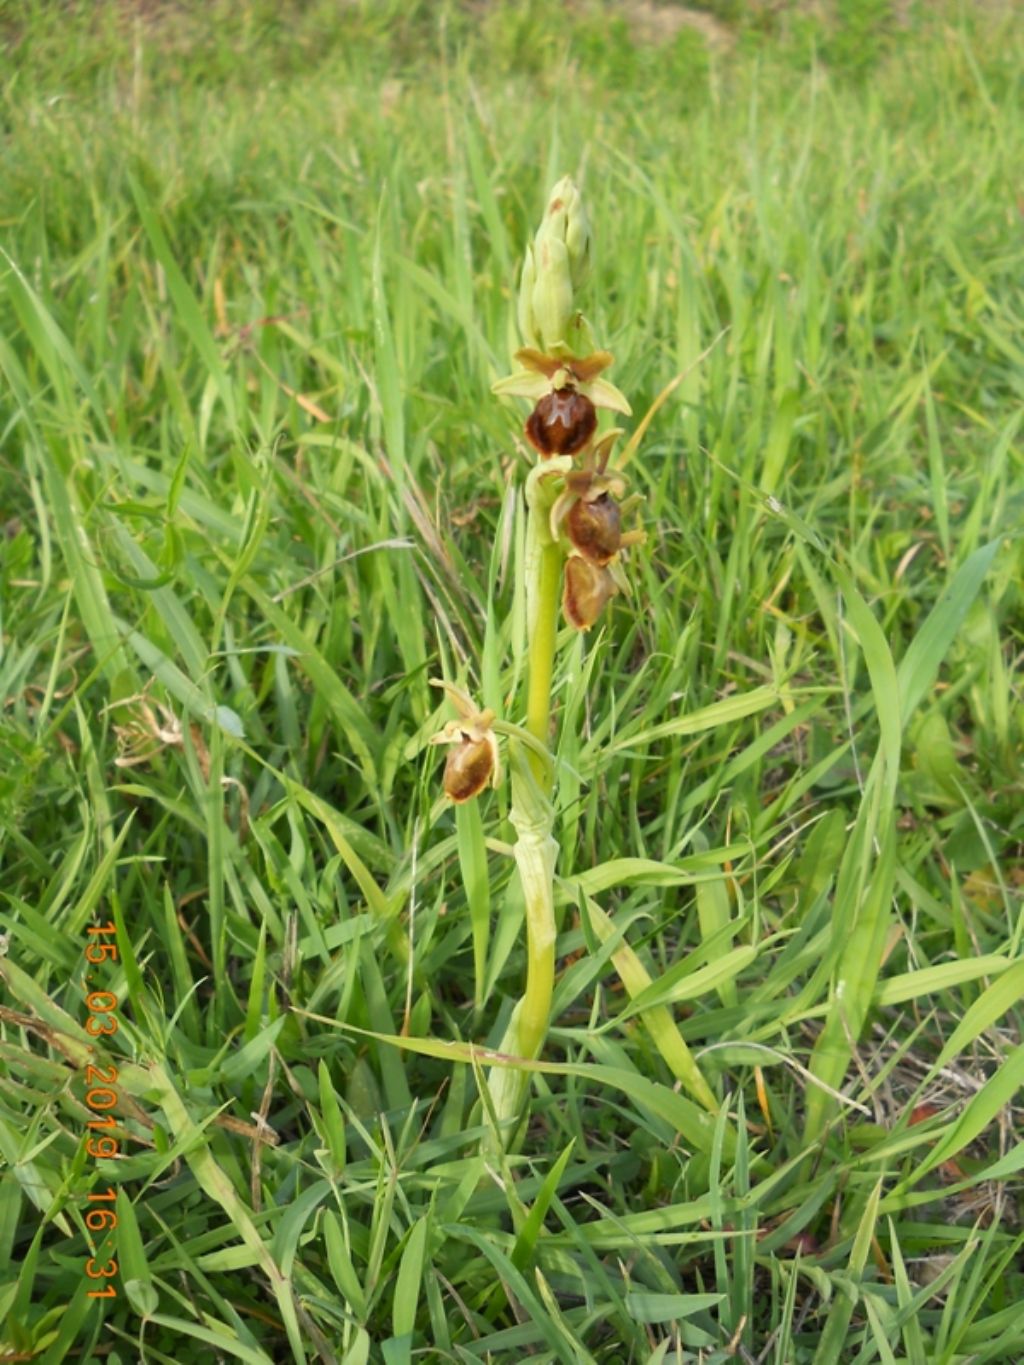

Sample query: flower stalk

[483,176,641,1145]
[431,175,648,1150]
[523,472,563,790]
[484,496,562,1141]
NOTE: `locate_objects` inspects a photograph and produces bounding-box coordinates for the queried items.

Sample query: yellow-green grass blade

[583,893,721,1113]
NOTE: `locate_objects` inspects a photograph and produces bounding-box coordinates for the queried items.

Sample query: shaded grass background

[1,0,1023,1359]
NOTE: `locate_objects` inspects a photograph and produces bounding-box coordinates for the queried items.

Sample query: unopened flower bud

[532,234,574,354]
[518,176,592,353]
[565,492,621,565]
[517,244,540,351]
[525,388,596,457]
[563,553,617,631]
[443,732,496,803]
[550,175,591,293]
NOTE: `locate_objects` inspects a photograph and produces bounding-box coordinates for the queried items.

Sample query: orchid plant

[429,177,691,1150]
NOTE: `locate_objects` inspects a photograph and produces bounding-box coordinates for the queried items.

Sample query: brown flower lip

[443,733,495,803]
[524,387,597,457]
[562,553,617,630]
[565,492,621,566]
[429,678,501,802]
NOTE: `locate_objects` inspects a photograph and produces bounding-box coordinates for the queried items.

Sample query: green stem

[484,750,558,1148]
[517,493,561,1053]
[510,783,558,1060]
[525,537,561,791]
[485,491,562,1149]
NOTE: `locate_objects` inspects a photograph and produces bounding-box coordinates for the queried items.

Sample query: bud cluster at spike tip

[517,176,592,355]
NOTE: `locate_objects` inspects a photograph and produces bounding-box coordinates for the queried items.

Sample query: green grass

[1,0,1023,1359]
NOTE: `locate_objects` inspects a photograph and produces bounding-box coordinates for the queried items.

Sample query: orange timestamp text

[82,920,121,1299]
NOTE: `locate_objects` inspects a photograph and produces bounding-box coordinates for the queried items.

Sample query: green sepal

[587,375,632,416]
[491,369,550,400]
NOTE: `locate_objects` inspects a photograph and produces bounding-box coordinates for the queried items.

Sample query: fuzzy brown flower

[562,553,618,631]
[428,679,501,802]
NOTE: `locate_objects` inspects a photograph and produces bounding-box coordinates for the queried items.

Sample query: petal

[590,427,624,474]
[512,347,563,377]
[569,350,614,382]
[428,721,462,746]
